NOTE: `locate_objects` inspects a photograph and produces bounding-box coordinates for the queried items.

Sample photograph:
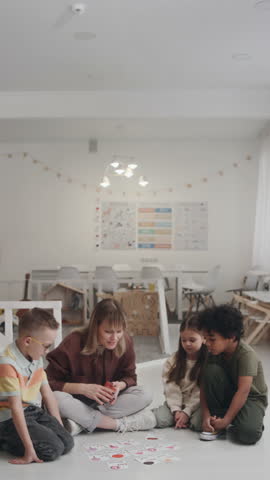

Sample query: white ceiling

[1,0,270,91]
[1,0,270,140]
[0,118,268,142]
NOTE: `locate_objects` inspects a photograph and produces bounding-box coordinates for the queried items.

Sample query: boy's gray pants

[0,405,74,461]
[54,386,152,432]
[189,363,266,445]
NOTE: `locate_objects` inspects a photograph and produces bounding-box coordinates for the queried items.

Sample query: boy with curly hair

[191,304,268,444]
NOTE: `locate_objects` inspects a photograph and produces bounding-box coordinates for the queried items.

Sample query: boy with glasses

[0,308,74,464]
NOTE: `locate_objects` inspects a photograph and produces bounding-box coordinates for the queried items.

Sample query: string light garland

[1,151,253,195]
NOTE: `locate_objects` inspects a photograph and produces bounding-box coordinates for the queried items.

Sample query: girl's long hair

[167,314,208,386]
[79,298,127,357]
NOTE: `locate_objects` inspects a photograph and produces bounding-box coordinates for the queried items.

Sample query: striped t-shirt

[0,342,48,422]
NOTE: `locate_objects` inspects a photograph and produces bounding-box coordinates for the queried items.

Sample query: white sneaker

[63,418,84,436]
[199,430,224,441]
[117,410,157,433]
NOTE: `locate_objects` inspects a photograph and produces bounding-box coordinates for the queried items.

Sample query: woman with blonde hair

[46,299,152,435]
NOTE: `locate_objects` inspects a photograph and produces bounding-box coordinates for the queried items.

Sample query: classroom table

[234,291,270,344]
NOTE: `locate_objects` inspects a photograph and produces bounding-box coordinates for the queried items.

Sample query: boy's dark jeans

[0,405,74,461]
[190,364,265,445]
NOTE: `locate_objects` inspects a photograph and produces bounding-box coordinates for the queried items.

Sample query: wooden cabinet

[98,290,159,336]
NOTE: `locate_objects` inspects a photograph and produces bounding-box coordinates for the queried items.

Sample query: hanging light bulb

[124,167,134,178]
[138,175,149,187]
[127,163,138,170]
[115,167,125,175]
[100,176,110,188]
[110,161,119,168]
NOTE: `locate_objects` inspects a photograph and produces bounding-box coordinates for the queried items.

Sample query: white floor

[1,339,270,479]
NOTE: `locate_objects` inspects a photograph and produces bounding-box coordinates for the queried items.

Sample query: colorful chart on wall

[137,204,173,249]
[101,202,136,250]
[98,201,208,250]
[174,202,208,250]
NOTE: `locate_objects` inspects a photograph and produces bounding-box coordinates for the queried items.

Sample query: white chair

[140,266,163,284]
[56,266,81,287]
[94,266,119,298]
[112,264,132,272]
[0,301,62,351]
[182,265,221,313]
[112,264,132,282]
[227,270,261,297]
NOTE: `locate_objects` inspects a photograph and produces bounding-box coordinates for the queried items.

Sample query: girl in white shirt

[123,314,208,432]
[158,315,208,429]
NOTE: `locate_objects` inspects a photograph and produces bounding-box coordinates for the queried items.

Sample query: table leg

[157,279,171,354]
[176,274,183,321]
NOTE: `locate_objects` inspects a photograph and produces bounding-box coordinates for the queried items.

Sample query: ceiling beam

[1,89,270,119]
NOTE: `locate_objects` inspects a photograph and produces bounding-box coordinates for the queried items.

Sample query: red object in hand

[104,381,117,392]
[104,381,117,404]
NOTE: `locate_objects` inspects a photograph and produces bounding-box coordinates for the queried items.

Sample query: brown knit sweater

[45,331,137,400]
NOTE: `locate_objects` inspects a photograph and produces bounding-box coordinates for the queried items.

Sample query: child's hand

[9,447,43,465]
[210,416,228,431]
[202,415,215,432]
[174,411,189,429]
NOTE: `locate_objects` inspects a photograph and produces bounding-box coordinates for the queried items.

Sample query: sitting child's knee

[234,424,263,445]
[63,434,74,454]
[34,441,65,462]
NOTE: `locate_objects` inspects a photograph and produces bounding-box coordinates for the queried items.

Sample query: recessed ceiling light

[254,0,270,10]
[73,32,96,40]
[232,53,251,61]
[71,3,87,15]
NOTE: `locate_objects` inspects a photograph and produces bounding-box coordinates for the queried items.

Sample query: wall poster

[137,204,172,249]
[98,201,208,250]
[101,202,136,250]
[174,202,208,250]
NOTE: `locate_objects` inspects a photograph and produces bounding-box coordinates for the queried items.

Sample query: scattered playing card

[108,462,128,470]
[117,440,139,447]
[129,449,146,456]
[84,444,105,453]
[144,446,160,452]
[106,443,121,449]
[145,432,163,441]
[88,454,109,462]
[84,435,181,469]
[160,455,181,463]
[135,456,161,465]
[161,444,181,451]
[109,452,129,459]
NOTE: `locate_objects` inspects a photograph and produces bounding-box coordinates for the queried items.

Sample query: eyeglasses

[30,336,52,350]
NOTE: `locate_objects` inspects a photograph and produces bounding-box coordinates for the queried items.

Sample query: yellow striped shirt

[0,342,48,422]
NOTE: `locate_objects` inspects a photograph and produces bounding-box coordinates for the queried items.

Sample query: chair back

[243,273,260,291]
[205,265,221,291]
[94,266,119,292]
[141,266,163,280]
[57,266,80,280]
[112,264,131,272]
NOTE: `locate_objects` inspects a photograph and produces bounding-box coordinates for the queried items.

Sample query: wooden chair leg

[195,294,201,311]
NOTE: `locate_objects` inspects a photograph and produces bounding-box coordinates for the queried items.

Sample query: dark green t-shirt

[210,340,268,407]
